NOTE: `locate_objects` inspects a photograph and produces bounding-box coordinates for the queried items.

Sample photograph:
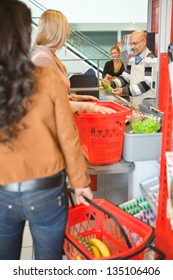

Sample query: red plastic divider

[155,53,173,259]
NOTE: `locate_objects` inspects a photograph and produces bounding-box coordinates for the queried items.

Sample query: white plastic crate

[140,176,159,213]
[122,132,162,162]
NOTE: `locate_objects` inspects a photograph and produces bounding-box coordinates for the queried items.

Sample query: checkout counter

[68,68,162,200]
[86,88,162,201]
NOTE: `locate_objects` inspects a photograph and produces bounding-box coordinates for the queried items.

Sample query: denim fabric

[0,170,68,260]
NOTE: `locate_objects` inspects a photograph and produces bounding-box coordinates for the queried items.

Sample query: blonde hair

[35,9,70,50]
[110,45,123,74]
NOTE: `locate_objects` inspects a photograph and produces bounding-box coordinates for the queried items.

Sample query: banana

[88,238,111,257]
[91,245,101,258]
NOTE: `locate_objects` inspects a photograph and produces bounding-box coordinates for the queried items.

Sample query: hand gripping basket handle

[68,188,132,249]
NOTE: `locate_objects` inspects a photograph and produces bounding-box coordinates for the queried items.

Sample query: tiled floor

[20,221,34,260]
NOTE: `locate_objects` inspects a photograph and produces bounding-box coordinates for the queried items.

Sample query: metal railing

[28,0,110,70]
[61,57,123,82]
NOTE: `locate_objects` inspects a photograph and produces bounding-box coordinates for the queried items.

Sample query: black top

[102,60,125,79]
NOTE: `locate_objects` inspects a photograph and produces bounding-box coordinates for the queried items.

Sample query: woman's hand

[94,105,117,114]
[74,187,93,206]
[70,93,98,102]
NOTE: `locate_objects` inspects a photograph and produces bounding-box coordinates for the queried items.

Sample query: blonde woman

[31,10,116,114]
[102,45,125,80]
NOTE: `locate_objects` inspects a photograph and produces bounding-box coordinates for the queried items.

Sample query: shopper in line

[103,30,157,106]
[102,45,125,80]
[31,10,116,115]
[0,0,93,260]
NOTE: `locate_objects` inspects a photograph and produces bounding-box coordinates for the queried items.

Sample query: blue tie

[135,55,142,64]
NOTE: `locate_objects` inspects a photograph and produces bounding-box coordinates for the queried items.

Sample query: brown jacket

[31,45,96,113]
[0,67,90,188]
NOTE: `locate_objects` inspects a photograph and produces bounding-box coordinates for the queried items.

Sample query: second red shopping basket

[64,193,164,260]
[74,101,132,165]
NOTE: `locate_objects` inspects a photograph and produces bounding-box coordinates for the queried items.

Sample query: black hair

[0,0,36,142]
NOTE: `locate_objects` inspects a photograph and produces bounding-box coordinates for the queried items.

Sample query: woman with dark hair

[102,45,125,80]
[0,0,92,260]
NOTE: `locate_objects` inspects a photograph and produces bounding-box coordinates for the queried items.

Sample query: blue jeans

[0,171,68,260]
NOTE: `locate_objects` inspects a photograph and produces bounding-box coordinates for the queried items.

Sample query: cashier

[102,45,125,80]
[103,30,157,106]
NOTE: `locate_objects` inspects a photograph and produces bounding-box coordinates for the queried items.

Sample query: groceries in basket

[64,193,164,260]
[75,236,111,258]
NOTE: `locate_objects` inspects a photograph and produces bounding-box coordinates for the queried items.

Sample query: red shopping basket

[74,101,132,165]
[64,192,164,260]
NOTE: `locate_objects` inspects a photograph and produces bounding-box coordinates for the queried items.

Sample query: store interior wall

[23,0,148,51]
[24,0,148,23]
[26,0,173,92]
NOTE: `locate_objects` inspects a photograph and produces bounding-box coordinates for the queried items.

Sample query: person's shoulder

[35,66,54,75]
[145,51,157,65]
[128,56,135,64]
[34,66,62,83]
[105,60,113,65]
[109,60,114,64]
[34,67,67,100]
[147,52,157,58]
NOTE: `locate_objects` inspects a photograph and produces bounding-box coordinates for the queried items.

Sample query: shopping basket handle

[68,188,132,249]
[68,188,76,208]
[83,195,132,248]
[146,244,165,260]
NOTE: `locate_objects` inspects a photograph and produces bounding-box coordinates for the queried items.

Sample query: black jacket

[102,60,125,79]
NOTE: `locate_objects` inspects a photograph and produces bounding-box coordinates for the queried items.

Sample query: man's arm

[111,56,157,97]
